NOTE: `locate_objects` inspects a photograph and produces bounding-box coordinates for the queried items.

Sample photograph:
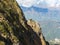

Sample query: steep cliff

[27,19,49,45]
[0,0,49,45]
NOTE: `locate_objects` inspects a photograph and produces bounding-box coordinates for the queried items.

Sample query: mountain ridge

[0,0,49,45]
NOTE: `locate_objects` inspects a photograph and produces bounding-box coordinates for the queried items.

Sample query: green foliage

[0,0,48,45]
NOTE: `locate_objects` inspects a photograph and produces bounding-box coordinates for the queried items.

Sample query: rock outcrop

[27,19,41,36]
[27,19,49,45]
[0,0,49,45]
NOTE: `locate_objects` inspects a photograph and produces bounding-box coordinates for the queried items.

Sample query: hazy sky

[16,0,60,8]
[16,0,60,21]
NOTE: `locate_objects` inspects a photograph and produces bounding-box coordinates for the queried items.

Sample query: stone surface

[27,19,48,45]
[27,19,41,36]
[0,0,49,45]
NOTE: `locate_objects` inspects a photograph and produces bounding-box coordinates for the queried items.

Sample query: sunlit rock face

[0,0,49,45]
[27,19,41,35]
[27,19,49,45]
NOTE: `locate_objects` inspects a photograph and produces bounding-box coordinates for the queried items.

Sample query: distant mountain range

[39,21,60,41]
[21,6,48,12]
[20,6,60,41]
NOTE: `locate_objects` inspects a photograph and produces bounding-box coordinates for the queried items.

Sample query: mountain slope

[0,0,48,45]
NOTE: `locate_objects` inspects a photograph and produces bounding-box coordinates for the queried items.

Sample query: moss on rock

[0,0,49,45]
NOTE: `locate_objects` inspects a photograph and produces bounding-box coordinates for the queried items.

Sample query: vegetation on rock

[0,0,49,45]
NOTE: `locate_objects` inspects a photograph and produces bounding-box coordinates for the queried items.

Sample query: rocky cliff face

[27,19,49,45]
[0,0,49,45]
